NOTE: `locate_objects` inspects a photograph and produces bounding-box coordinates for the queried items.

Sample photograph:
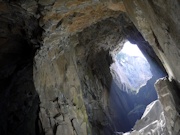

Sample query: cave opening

[75,14,169,134]
[112,41,152,94]
[109,40,167,133]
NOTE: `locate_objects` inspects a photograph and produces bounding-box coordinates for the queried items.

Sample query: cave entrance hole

[109,41,166,133]
[112,41,152,94]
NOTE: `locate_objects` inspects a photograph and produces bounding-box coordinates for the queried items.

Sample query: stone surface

[128,100,167,134]
[0,0,180,135]
[123,0,180,82]
[155,78,180,135]
[123,77,180,135]
[34,13,136,135]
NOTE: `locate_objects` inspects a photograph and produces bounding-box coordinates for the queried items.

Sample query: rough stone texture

[30,4,127,134]
[127,100,167,135]
[123,0,180,82]
[34,13,135,135]
[155,78,180,135]
[0,1,131,134]
[123,1,180,134]
[76,24,117,134]
[0,1,127,134]
[34,47,90,135]
[1,0,180,135]
[123,77,180,135]
[37,0,126,50]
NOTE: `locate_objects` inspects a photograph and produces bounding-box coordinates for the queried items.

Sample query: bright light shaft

[121,41,145,58]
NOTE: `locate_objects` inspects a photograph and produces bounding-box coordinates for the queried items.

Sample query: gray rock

[38,0,55,6]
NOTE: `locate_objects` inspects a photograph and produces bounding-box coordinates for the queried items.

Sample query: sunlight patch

[120,41,145,58]
[111,41,152,93]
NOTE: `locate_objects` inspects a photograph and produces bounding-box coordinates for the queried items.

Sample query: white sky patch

[121,41,145,58]
[114,41,152,93]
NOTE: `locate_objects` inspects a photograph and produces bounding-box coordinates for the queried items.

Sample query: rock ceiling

[0,0,180,135]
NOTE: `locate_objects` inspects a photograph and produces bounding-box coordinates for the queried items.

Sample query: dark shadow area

[0,36,41,135]
[0,3,43,135]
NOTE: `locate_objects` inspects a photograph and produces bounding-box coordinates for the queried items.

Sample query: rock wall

[123,0,180,82]
[0,1,129,134]
[155,78,180,135]
[1,0,180,135]
[30,2,127,134]
[34,46,90,135]
[0,2,42,135]
[123,77,180,135]
[34,13,135,135]
[123,0,180,134]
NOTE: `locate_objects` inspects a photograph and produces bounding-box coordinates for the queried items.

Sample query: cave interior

[0,0,180,135]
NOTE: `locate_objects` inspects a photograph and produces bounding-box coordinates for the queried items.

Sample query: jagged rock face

[124,77,180,135]
[155,78,180,135]
[123,0,180,134]
[0,1,126,134]
[123,0,180,82]
[0,0,180,135]
[131,100,167,134]
[34,13,135,135]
